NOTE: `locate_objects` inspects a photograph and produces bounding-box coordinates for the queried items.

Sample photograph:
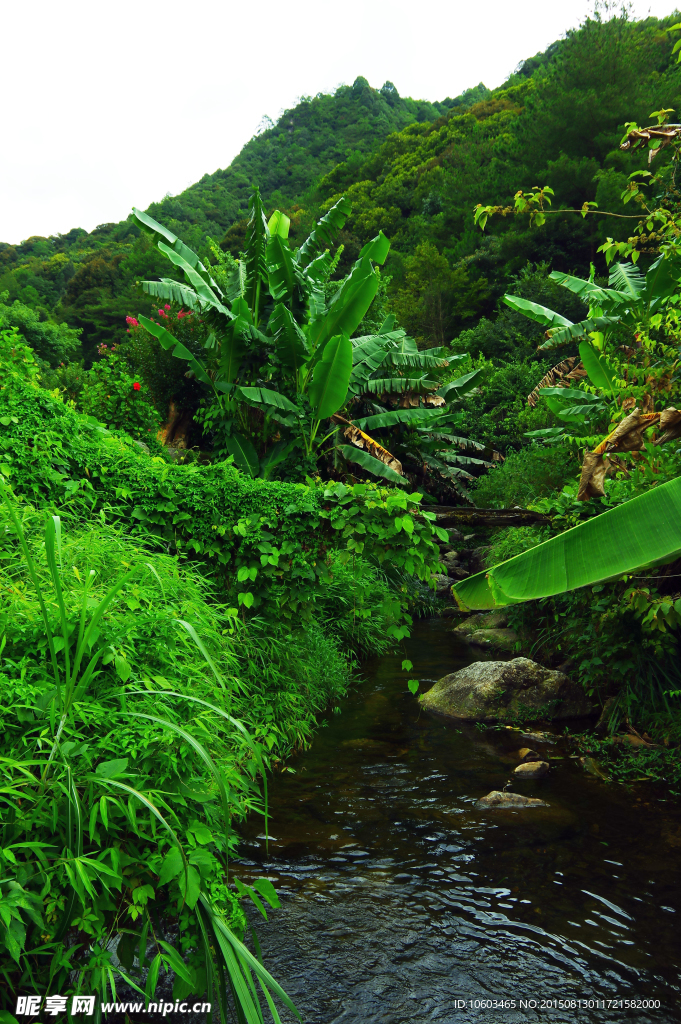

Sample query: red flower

[164,304,171,310]
[133,382,141,391]
[158,308,168,318]
[126,316,138,326]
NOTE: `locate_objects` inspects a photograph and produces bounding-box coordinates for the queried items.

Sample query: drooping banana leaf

[308,334,353,419]
[363,376,439,395]
[140,278,202,311]
[503,295,573,329]
[223,433,260,478]
[238,387,299,415]
[269,304,309,374]
[536,316,620,351]
[156,242,231,313]
[132,207,221,294]
[297,195,352,268]
[354,407,446,430]
[138,315,214,389]
[339,444,406,485]
[380,350,450,369]
[609,261,645,299]
[436,367,485,399]
[243,187,269,325]
[453,476,681,610]
[549,270,620,306]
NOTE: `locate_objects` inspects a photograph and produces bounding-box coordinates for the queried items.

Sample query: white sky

[2,0,677,244]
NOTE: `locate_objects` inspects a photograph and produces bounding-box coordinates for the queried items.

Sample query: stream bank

[235,619,681,1023]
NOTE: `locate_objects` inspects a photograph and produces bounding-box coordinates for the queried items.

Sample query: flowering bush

[78,346,162,439]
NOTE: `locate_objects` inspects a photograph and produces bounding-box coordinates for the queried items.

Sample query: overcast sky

[2,0,677,244]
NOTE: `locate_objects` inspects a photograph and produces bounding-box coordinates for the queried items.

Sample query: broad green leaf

[339,445,406,485]
[453,476,681,610]
[436,367,485,399]
[608,261,645,299]
[310,256,379,350]
[243,187,269,325]
[224,434,260,477]
[131,208,220,293]
[95,758,128,779]
[644,253,681,311]
[270,304,309,373]
[259,440,296,479]
[363,376,439,395]
[358,231,390,265]
[140,278,201,311]
[267,210,290,239]
[578,341,616,395]
[267,232,296,302]
[537,316,620,351]
[549,270,616,306]
[503,294,573,329]
[297,195,352,268]
[354,407,445,430]
[238,387,299,414]
[309,334,353,419]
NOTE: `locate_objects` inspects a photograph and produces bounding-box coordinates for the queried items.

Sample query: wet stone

[475,790,549,809]
[513,760,549,778]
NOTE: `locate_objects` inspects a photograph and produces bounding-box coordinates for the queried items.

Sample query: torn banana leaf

[453,476,681,610]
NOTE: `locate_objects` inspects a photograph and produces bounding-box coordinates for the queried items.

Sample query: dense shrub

[472,443,578,508]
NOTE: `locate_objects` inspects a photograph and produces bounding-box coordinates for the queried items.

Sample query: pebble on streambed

[513,760,550,778]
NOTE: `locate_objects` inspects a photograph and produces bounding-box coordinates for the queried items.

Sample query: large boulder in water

[419,657,594,722]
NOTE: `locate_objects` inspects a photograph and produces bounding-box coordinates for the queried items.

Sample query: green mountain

[2,8,681,364]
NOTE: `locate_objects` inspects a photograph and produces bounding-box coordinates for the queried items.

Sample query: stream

[235,619,681,1023]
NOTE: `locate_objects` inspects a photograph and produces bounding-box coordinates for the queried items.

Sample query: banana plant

[452,476,681,610]
[336,322,490,493]
[132,189,389,470]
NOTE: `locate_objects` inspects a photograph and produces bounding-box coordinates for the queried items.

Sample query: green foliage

[0,364,441,627]
[0,497,300,1019]
[472,443,578,508]
[0,297,81,366]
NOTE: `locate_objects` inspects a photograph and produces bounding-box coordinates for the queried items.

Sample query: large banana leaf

[310,256,379,350]
[354,407,445,430]
[270,304,309,373]
[537,316,620,351]
[609,261,645,299]
[381,350,450,369]
[243,188,269,325]
[297,196,352,268]
[503,295,573,329]
[578,341,616,395]
[453,476,681,610]
[266,212,296,302]
[140,278,202,311]
[548,270,629,308]
[308,334,353,419]
[132,208,221,294]
[363,376,439,395]
[238,387,299,415]
[358,231,390,265]
[436,367,485,399]
[224,434,260,478]
[339,444,406,485]
[138,315,213,389]
[645,253,681,312]
[156,242,230,313]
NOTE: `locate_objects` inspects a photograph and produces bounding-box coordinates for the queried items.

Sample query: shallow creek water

[234,619,681,1023]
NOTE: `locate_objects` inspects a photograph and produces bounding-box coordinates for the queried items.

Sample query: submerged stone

[468,627,518,652]
[513,760,549,778]
[419,657,594,722]
[475,790,548,809]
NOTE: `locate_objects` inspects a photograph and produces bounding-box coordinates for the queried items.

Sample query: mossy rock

[420,657,594,722]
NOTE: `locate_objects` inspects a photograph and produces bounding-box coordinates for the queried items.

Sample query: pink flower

[126,316,138,326]
[158,308,168,318]
[164,304,170,310]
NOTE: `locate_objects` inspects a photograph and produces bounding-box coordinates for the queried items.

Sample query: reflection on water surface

[235,620,681,1023]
